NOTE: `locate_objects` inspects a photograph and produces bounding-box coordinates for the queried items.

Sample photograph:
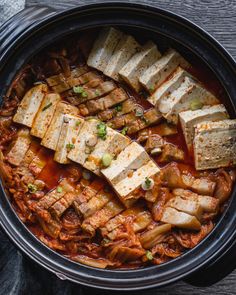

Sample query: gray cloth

[0,0,25,26]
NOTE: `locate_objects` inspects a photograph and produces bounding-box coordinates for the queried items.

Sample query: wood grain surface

[2,0,236,294]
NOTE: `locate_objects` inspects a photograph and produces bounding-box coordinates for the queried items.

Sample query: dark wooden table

[1,1,236,294]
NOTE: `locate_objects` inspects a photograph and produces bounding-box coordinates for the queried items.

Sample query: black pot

[0,2,236,291]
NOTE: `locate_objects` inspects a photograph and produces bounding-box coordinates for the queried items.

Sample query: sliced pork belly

[28,148,50,176]
[22,141,41,165]
[87,27,123,72]
[54,115,84,164]
[7,128,31,166]
[103,35,140,80]
[140,49,189,93]
[50,192,77,218]
[161,207,201,230]
[31,93,61,138]
[119,41,161,92]
[108,112,136,129]
[84,127,131,175]
[78,88,128,116]
[41,102,78,150]
[101,142,150,185]
[82,198,124,235]
[13,84,48,127]
[157,77,219,124]
[193,119,236,170]
[148,67,191,106]
[179,104,229,150]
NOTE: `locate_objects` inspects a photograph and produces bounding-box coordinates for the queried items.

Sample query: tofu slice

[148,67,191,106]
[166,196,203,219]
[31,93,61,138]
[193,119,236,170]
[68,119,98,166]
[84,127,131,175]
[112,160,160,203]
[41,102,78,150]
[172,188,219,213]
[13,84,48,127]
[119,41,161,92]
[157,77,219,124]
[7,128,31,166]
[101,141,150,185]
[161,207,201,230]
[179,104,229,150]
[54,115,84,164]
[87,27,123,72]
[103,35,140,81]
[139,49,189,93]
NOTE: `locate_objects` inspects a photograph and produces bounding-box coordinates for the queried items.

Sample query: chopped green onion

[42,102,52,111]
[149,85,155,92]
[190,99,203,111]
[135,105,144,117]
[57,186,63,193]
[121,126,128,135]
[27,183,38,193]
[102,153,113,167]
[66,143,75,150]
[75,121,81,127]
[81,91,88,98]
[97,122,107,140]
[114,104,122,112]
[73,86,84,94]
[146,250,153,260]
[141,177,154,191]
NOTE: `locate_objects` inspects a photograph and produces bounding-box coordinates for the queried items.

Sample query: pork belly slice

[7,128,32,166]
[140,224,172,249]
[36,179,74,210]
[54,114,84,164]
[158,144,185,163]
[112,160,160,204]
[22,140,41,165]
[50,192,77,218]
[108,112,136,129]
[101,142,150,186]
[84,127,131,175]
[166,196,203,219]
[172,188,219,213]
[98,99,136,121]
[87,27,123,72]
[179,104,229,150]
[140,49,189,93]
[31,93,61,138]
[38,217,61,239]
[78,189,113,219]
[13,84,48,127]
[28,147,50,176]
[157,77,219,124]
[103,35,140,81]
[78,88,128,116]
[148,67,191,106]
[161,207,201,230]
[82,198,124,235]
[193,119,236,170]
[41,102,78,150]
[119,41,161,92]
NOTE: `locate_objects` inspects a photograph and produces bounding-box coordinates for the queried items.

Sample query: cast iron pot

[0,2,236,291]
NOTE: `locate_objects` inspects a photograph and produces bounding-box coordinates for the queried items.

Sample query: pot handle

[184,239,236,287]
[0,6,57,56]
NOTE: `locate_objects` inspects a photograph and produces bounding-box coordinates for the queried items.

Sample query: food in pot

[0,27,235,269]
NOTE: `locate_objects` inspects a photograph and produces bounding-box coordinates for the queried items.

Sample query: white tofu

[101,141,150,185]
[193,119,236,170]
[113,160,160,202]
[148,67,190,106]
[140,49,189,93]
[54,115,84,164]
[157,77,219,124]
[103,35,140,81]
[31,93,61,138]
[87,27,123,72]
[166,196,203,219]
[41,102,78,150]
[119,41,161,92]
[84,127,131,175]
[179,104,229,150]
[68,119,98,166]
[13,84,48,127]
[7,128,31,166]
[161,207,201,230]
